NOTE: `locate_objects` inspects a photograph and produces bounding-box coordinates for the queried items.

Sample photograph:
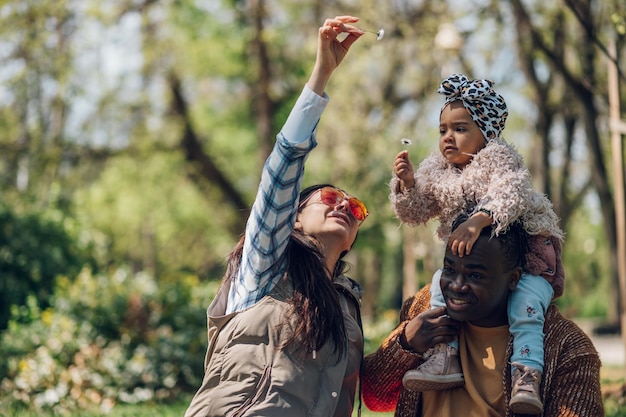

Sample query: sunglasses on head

[299,186,369,224]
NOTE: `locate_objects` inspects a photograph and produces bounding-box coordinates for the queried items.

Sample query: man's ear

[508,266,523,291]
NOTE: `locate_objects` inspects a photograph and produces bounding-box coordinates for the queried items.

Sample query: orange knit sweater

[362,286,604,417]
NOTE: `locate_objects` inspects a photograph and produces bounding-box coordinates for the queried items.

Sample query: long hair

[223,184,354,356]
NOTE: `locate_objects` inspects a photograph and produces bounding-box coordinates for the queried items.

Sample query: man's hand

[401,306,460,354]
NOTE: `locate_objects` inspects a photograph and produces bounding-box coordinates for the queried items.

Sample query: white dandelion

[361,27,385,41]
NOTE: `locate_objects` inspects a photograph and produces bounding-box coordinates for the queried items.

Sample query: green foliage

[362,309,399,355]
[74,153,235,279]
[0,5,622,415]
[0,0,619,324]
[0,205,93,330]
[555,207,611,319]
[0,269,217,414]
[1,396,193,417]
[605,388,626,417]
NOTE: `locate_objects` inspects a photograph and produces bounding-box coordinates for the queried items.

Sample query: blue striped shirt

[226,85,329,313]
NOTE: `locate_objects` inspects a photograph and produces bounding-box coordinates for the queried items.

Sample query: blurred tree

[497,0,625,323]
[0,205,92,329]
[0,0,622,325]
[0,0,76,207]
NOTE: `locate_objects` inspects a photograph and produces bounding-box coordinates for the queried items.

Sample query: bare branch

[168,72,249,234]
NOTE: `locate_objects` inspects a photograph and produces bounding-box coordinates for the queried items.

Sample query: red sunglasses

[299,187,369,224]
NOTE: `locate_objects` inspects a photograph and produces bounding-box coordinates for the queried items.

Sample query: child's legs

[430,269,458,350]
[508,273,553,373]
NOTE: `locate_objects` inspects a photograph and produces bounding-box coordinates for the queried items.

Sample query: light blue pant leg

[508,273,553,373]
[430,269,458,350]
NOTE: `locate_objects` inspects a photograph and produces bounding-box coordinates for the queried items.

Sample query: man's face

[440,233,521,327]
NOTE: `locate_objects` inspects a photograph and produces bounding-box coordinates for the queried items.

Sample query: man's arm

[539,309,604,417]
[361,287,432,412]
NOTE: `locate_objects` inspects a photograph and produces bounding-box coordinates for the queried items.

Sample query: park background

[0,0,625,415]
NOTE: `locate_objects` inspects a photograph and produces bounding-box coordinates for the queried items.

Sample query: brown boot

[509,362,543,415]
[402,343,464,391]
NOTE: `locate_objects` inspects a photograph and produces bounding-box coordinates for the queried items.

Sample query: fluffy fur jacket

[390,138,565,297]
[390,138,563,241]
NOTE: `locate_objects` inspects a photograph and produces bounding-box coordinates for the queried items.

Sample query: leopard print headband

[438,74,508,142]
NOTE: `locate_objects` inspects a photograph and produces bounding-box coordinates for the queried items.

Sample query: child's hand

[448,213,491,256]
[394,150,415,191]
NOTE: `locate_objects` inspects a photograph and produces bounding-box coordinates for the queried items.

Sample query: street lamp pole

[434,22,464,77]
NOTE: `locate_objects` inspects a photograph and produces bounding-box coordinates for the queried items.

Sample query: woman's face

[439,101,487,169]
[295,187,364,254]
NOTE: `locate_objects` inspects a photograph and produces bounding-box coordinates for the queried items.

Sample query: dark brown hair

[223,184,354,356]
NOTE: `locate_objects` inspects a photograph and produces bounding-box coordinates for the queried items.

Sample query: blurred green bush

[0,268,218,414]
[0,205,94,330]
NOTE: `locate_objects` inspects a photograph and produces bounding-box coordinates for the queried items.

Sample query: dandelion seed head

[401,138,412,146]
[377,28,385,41]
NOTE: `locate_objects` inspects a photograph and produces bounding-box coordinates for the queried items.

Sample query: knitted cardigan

[361,285,604,417]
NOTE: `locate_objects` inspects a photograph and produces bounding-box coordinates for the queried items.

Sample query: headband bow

[437,74,508,141]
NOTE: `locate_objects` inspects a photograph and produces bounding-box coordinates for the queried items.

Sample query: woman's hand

[307,16,363,95]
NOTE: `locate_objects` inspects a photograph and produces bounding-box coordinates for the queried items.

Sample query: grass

[0,398,191,417]
[602,365,626,417]
[2,397,393,417]
[360,408,393,416]
[2,366,623,417]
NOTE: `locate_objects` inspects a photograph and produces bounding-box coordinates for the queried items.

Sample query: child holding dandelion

[390,74,565,415]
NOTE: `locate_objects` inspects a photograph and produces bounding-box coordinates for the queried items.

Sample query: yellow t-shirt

[422,323,509,417]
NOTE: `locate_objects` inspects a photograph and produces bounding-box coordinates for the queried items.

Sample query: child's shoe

[509,362,543,415]
[402,343,464,391]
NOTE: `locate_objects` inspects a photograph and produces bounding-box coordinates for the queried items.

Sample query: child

[390,74,565,415]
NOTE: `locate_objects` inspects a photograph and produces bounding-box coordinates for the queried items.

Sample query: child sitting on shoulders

[391,73,565,415]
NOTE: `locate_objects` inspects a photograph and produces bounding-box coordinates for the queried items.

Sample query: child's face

[439,101,486,169]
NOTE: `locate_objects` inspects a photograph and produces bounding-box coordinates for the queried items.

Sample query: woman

[184,15,367,417]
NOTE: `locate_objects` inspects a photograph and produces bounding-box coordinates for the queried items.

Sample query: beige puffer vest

[184,274,364,417]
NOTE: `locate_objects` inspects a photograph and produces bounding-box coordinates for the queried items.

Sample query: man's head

[440,215,528,327]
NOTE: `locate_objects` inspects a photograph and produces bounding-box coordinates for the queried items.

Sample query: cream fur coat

[389,138,563,241]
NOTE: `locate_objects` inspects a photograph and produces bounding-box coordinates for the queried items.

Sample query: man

[362,216,603,416]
